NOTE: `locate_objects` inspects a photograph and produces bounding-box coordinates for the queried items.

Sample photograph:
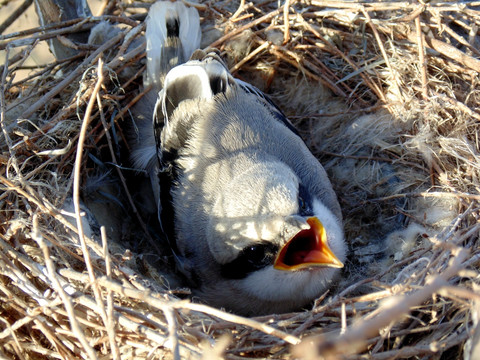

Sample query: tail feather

[145,1,201,90]
[133,1,201,172]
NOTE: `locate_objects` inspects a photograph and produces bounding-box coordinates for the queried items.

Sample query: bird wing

[235,79,301,137]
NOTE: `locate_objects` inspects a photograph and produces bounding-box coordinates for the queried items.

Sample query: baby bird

[132,1,346,316]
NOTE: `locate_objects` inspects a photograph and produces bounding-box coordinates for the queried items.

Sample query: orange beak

[274,217,344,271]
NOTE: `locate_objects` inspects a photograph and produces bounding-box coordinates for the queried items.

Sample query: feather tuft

[145,1,201,90]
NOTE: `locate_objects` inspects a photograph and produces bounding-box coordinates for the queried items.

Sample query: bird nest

[1,0,480,359]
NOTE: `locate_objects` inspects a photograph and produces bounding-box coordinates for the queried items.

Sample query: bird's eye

[245,245,267,264]
[220,243,279,280]
[299,196,306,211]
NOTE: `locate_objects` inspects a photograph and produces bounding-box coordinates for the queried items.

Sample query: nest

[1,0,480,358]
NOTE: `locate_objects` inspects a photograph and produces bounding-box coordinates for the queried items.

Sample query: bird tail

[145,1,201,90]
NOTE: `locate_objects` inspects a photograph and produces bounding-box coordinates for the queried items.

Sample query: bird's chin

[197,266,341,316]
[242,265,339,303]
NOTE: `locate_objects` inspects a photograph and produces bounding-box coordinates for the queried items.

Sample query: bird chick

[132,1,346,316]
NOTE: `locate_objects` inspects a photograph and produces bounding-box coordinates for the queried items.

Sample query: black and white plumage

[132,1,346,316]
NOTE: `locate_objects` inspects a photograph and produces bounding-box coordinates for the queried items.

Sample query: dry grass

[1,0,480,359]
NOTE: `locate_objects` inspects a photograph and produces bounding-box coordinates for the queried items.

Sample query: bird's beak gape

[274,217,344,271]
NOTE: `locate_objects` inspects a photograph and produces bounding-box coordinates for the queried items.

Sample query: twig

[0,17,83,41]
[164,308,180,360]
[415,11,429,102]
[367,191,480,203]
[184,303,301,345]
[14,38,144,151]
[361,7,404,103]
[269,45,347,97]
[283,0,291,44]
[118,22,145,56]
[101,226,121,360]
[10,53,85,88]
[299,16,386,103]
[229,41,270,73]
[0,0,33,35]
[440,21,480,57]
[310,1,415,11]
[293,247,469,358]
[0,175,102,259]
[432,91,480,122]
[344,329,470,359]
[32,214,98,360]
[95,76,163,256]
[22,31,124,119]
[0,20,94,51]
[55,270,200,358]
[404,30,480,73]
[210,7,283,48]
[0,45,23,178]
[230,0,246,21]
[72,60,115,356]
[96,276,301,345]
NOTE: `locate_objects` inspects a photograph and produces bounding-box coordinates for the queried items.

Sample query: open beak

[274,217,344,271]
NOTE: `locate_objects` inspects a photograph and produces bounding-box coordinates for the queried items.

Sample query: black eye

[298,184,313,216]
[244,245,268,264]
[299,197,306,211]
[220,243,279,280]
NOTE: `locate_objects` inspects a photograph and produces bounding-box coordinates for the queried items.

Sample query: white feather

[145,1,201,88]
[177,4,201,61]
[239,263,339,304]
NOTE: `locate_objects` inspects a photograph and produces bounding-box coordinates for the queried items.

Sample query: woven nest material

[1,0,480,359]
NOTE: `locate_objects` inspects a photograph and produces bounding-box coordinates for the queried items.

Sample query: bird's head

[204,160,345,311]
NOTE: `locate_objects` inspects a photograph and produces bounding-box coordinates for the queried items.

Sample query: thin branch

[72,59,111,351]
[210,7,283,48]
[22,31,124,119]
[361,7,404,103]
[293,248,469,358]
[32,215,98,360]
[0,0,33,35]
[415,11,429,102]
